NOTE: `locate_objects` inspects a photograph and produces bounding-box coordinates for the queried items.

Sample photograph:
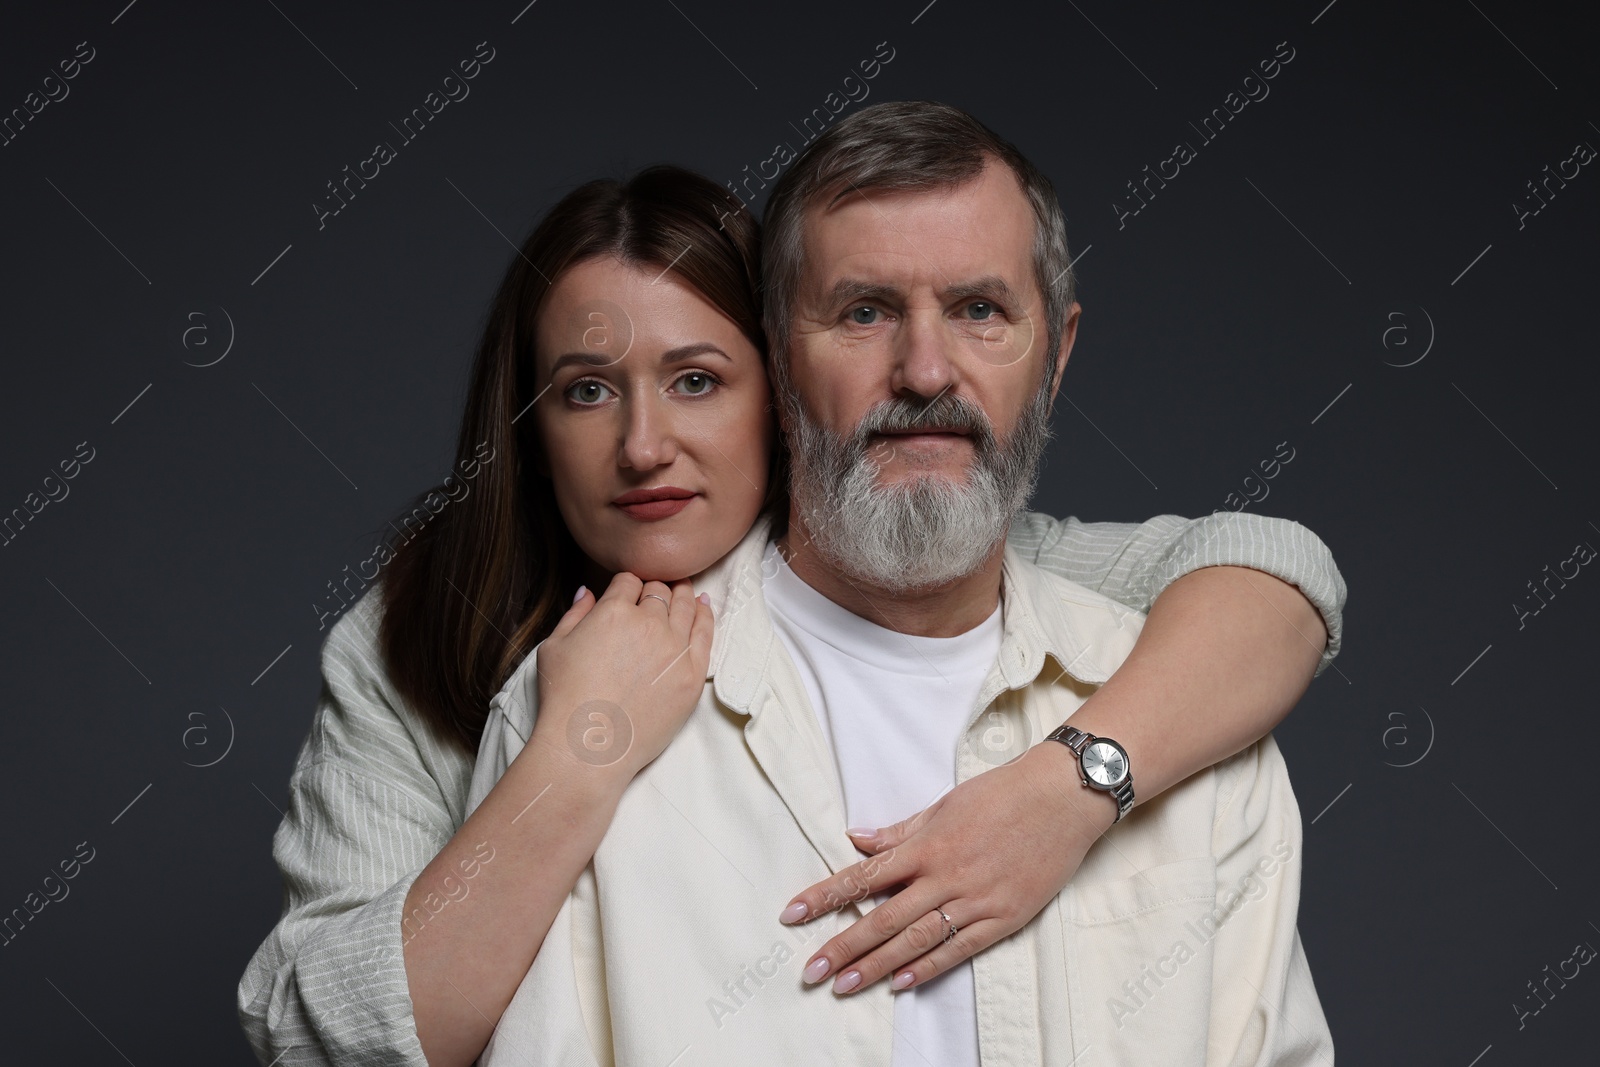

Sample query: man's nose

[618,395,679,471]
[889,307,960,403]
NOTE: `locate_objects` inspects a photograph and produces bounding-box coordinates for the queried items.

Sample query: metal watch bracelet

[1046,724,1135,823]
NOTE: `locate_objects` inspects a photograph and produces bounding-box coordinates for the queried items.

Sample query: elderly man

[464,99,1334,1065]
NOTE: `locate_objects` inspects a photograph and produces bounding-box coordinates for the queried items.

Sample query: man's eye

[965,301,998,320]
[849,306,880,325]
[566,379,613,405]
[674,371,717,396]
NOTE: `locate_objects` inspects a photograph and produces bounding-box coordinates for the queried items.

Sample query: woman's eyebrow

[659,342,731,365]
[549,351,623,373]
[548,342,730,374]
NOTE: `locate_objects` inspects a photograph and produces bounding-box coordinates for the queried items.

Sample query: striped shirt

[236,510,1346,1065]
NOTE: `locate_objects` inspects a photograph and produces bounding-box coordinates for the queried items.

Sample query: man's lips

[872,427,974,450]
[612,486,698,521]
[875,425,971,437]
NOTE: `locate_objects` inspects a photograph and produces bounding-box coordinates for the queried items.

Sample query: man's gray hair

[760,99,1076,397]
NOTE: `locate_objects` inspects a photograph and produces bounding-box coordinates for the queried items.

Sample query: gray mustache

[854,393,996,445]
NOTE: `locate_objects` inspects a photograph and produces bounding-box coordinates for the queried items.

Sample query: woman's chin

[608,548,723,585]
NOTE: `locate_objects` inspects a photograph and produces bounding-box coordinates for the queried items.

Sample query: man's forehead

[799,161,1035,294]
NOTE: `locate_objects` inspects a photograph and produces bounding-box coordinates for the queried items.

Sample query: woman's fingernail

[832,969,862,994]
[697,592,710,606]
[573,586,587,604]
[803,957,831,984]
[779,901,808,924]
[845,827,878,842]
[891,970,915,990]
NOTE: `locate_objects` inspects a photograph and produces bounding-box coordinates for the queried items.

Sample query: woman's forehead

[537,258,757,368]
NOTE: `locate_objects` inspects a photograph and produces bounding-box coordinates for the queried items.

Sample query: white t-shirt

[762,541,1001,1067]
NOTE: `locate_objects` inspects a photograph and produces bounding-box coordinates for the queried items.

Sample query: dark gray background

[2,0,1596,1062]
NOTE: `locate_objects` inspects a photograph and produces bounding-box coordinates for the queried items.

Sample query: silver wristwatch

[1045,723,1135,822]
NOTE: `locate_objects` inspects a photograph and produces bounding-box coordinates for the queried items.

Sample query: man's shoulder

[1003,548,1148,681]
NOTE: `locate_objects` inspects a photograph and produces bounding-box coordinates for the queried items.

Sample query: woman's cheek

[549,442,605,537]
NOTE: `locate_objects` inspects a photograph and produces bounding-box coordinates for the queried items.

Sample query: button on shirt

[764,541,1001,1067]
[466,515,1335,1066]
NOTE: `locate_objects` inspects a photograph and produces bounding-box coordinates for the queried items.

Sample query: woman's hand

[530,572,714,779]
[776,741,1115,994]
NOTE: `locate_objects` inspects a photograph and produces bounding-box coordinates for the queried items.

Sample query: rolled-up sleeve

[237,589,470,1066]
[1007,511,1347,677]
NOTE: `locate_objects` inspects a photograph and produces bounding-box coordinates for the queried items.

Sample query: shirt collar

[994,542,1137,691]
[698,513,1138,713]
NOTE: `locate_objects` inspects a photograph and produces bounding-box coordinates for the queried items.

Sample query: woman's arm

[399,698,632,1066]
[238,575,711,1067]
[401,573,711,1067]
[776,510,1345,994]
[1007,509,1345,675]
[1012,507,1343,800]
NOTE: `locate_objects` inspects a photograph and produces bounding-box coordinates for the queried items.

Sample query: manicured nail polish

[697,592,710,606]
[832,970,862,994]
[573,586,587,603]
[779,901,808,924]
[892,971,915,990]
[803,957,830,984]
[845,827,878,843]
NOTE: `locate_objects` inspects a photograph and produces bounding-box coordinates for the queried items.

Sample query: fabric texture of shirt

[466,514,1335,1065]
[763,540,1002,1067]
[236,510,1347,1065]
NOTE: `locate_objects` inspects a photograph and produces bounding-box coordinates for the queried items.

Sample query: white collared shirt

[764,540,1001,1067]
[467,515,1335,1065]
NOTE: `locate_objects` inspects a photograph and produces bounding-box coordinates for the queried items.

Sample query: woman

[237,165,1344,1067]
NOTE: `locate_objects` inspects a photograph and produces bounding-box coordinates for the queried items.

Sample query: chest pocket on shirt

[1057,854,1218,1066]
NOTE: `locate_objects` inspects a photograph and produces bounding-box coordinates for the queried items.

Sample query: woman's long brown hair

[378,165,767,757]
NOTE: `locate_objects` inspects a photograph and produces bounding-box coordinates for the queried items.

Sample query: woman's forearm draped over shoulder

[1006,509,1346,815]
[1007,509,1345,675]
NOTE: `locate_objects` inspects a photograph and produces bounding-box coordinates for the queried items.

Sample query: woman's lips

[612,488,698,522]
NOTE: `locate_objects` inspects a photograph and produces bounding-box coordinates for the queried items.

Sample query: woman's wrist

[1018,739,1120,845]
[522,707,639,798]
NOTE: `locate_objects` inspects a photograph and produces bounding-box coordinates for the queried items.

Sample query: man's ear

[1047,301,1082,408]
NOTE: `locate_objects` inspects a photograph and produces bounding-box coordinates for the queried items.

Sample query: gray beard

[783,382,1055,593]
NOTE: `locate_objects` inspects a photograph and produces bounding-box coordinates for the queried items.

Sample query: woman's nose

[618,397,679,471]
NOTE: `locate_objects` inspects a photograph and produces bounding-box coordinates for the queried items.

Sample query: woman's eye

[566,379,613,405]
[964,301,997,320]
[849,305,880,325]
[675,371,716,396]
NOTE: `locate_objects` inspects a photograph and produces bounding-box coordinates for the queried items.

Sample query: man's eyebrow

[815,276,1026,310]
[819,278,903,309]
[548,342,731,374]
[943,276,1024,307]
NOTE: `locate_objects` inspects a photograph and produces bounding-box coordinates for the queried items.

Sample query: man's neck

[776,508,1005,638]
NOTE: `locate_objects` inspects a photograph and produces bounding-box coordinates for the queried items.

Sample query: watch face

[1082,740,1128,787]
